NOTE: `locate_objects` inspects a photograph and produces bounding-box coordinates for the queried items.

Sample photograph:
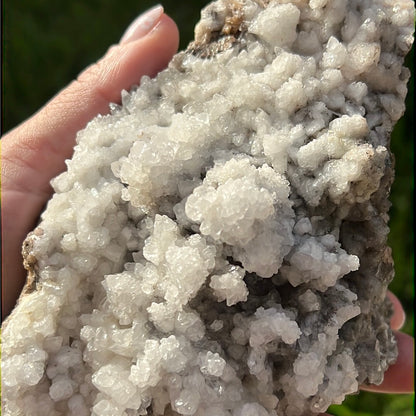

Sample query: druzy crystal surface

[2,0,414,415]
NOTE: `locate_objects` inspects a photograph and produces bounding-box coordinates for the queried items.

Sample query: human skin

[1,7,179,319]
[1,8,413,411]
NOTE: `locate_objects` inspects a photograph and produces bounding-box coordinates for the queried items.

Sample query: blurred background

[1,1,414,414]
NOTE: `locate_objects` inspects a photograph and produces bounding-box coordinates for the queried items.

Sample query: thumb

[1,8,179,319]
[2,9,179,197]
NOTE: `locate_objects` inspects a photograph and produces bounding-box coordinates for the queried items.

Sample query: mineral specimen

[1,0,414,415]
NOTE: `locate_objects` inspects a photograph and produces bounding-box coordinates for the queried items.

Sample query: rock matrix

[2,0,414,415]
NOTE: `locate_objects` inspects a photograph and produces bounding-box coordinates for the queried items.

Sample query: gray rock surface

[2,0,414,415]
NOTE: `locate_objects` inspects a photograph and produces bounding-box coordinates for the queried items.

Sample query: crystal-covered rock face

[2,0,414,415]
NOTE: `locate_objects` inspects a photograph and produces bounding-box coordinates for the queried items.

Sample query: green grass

[329,392,415,416]
[1,1,414,414]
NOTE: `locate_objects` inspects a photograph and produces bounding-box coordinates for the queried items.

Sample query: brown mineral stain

[21,228,43,295]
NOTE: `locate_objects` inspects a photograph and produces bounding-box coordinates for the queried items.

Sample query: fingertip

[156,14,180,51]
[361,331,414,393]
[144,13,180,73]
[74,12,180,113]
[387,291,406,330]
[119,5,165,44]
[100,13,179,91]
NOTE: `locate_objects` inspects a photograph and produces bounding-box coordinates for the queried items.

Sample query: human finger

[1,12,179,199]
[387,290,406,330]
[361,331,414,393]
[321,330,413,414]
[1,11,179,320]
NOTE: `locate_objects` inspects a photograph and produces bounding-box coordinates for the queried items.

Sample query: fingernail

[120,4,164,44]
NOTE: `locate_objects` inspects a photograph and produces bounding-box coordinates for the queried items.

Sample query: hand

[322,291,414,416]
[1,6,179,319]
[360,291,414,394]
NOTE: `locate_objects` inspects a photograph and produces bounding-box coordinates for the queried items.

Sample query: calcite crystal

[2,0,414,415]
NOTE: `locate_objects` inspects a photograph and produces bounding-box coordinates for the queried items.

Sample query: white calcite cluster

[2,0,414,415]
